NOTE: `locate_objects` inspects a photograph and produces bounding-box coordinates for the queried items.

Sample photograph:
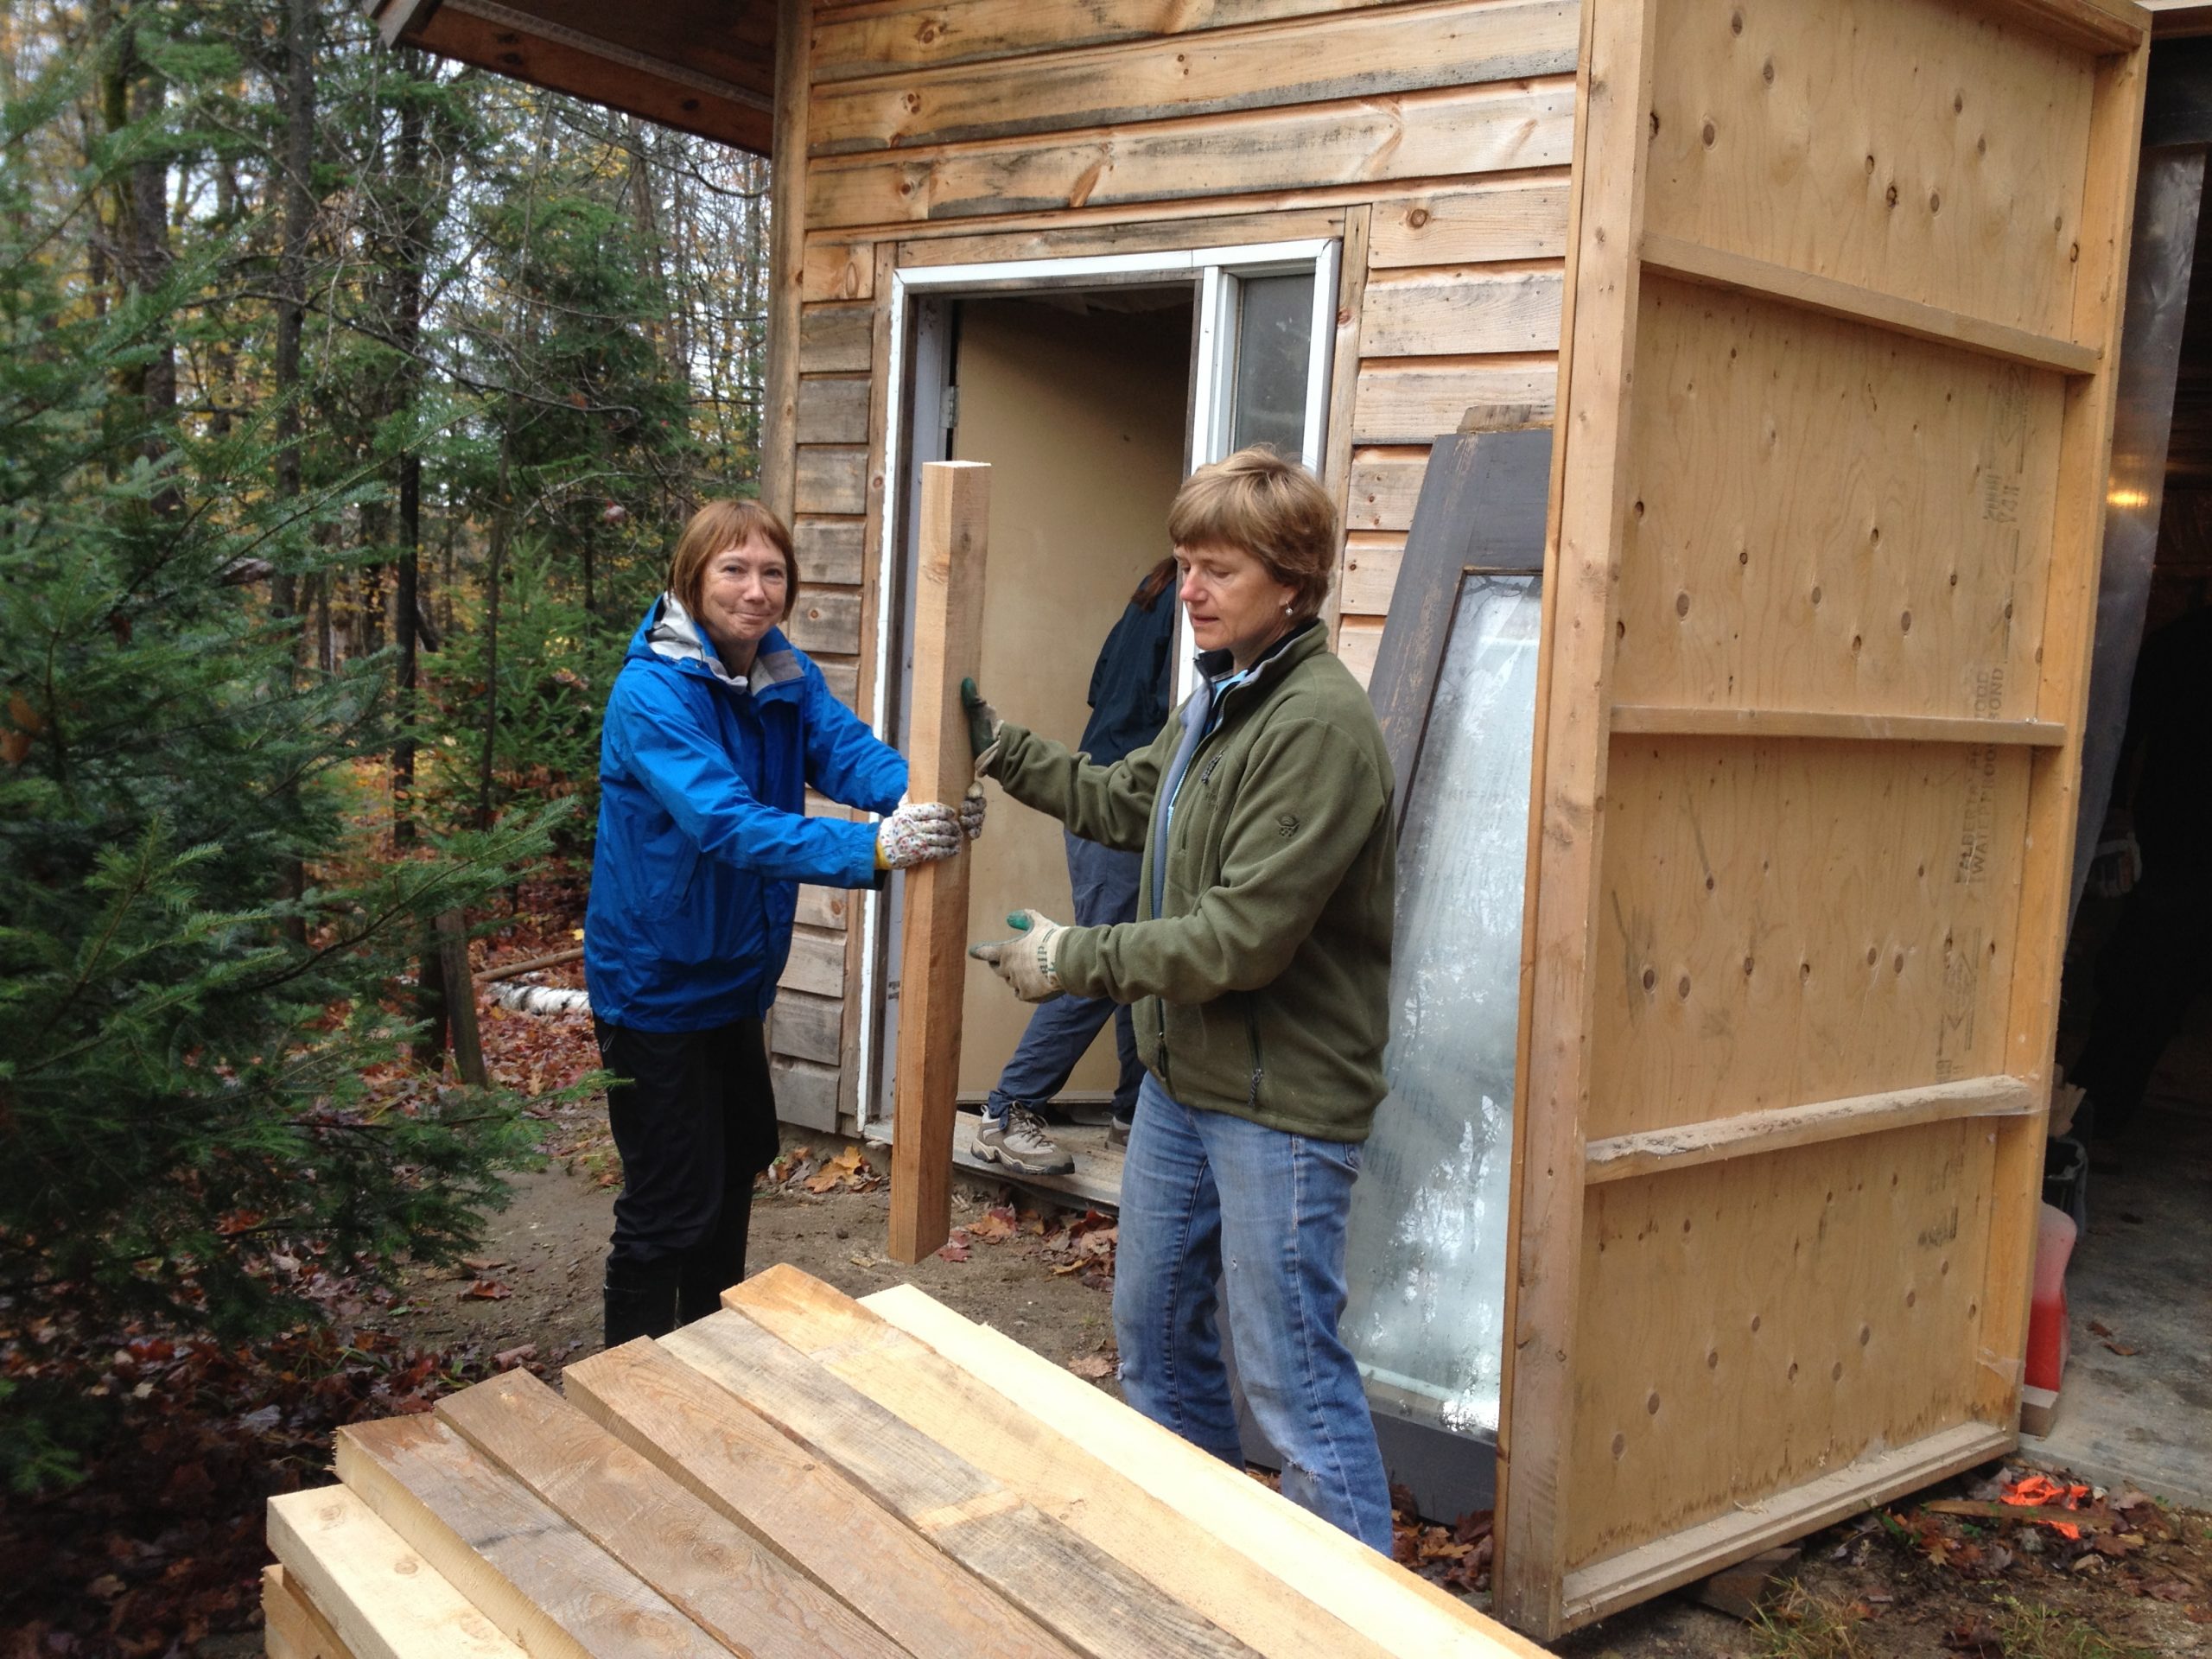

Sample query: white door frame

[856,238,1341,1139]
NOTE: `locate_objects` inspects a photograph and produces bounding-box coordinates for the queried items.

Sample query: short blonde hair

[1166,448,1336,618]
[669,499,798,621]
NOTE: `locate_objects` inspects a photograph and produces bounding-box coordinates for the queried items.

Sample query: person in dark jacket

[973,556,1177,1176]
[585,499,976,1346]
[965,450,1397,1551]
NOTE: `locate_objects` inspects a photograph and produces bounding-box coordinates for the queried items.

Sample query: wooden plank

[1368,179,1572,267]
[815,655,862,708]
[334,1416,730,1659]
[563,1338,1083,1659]
[1495,0,1658,1632]
[769,987,845,1065]
[799,302,875,372]
[1359,268,1564,359]
[1560,1422,2012,1626]
[433,1371,910,1659]
[263,1564,353,1659]
[771,1055,842,1130]
[805,81,1576,229]
[894,205,1344,269]
[1338,531,1403,616]
[779,924,849,997]
[806,0,1577,156]
[1351,359,1557,446]
[1614,276,2064,722]
[1607,706,2069,746]
[794,517,867,586]
[887,461,988,1262]
[663,1309,1262,1659]
[796,883,853,931]
[1368,431,1553,830]
[1583,1075,2040,1184]
[795,375,871,445]
[1344,445,1429,531]
[265,1486,525,1659]
[783,583,865,653]
[801,237,875,302]
[810,0,1439,81]
[1963,0,2147,54]
[1983,41,2148,1427]
[850,1277,1554,1659]
[721,1269,1433,1659]
[761,0,810,523]
[1322,203,1375,638]
[795,445,869,516]
[1336,615,1383,687]
[1642,0,2099,341]
[1638,232,2098,376]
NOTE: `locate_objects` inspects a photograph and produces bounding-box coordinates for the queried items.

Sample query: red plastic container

[2024,1200,2077,1394]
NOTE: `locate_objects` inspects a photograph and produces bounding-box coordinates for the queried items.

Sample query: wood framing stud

[887,462,990,1262]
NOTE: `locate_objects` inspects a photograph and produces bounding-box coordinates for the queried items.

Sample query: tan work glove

[969,908,1065,1002]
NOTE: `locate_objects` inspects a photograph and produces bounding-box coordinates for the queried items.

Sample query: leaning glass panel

[1342,574,1542,1438]
[1229,272,1314,457]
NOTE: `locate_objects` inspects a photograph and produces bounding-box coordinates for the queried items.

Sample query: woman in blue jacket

[585,499,976,1345]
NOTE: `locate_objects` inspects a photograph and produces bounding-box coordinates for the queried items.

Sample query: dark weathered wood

[798,302,874,372]
[474,945,582,986]
[794,445,868,515]
[664,1312,1264,1659]
[565,1339,1084,1659]
[760,0,809,520]
[782,584,865,654]
[795,376,871,445]
[435,1372,910,1659]
[767,988,844,1066]
[793,517,867,586]
[770,1055,841,1130]
[1365,429,1551,830]
[433,910,486,1086]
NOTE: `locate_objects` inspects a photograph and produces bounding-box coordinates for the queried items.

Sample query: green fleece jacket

[990,626,1396,1141]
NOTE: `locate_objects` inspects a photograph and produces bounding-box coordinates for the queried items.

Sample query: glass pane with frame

[1341,573,1542,1438]
[1228,272,1315,456]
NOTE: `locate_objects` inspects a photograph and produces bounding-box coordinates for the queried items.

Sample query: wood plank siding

[767,0,1578,1129]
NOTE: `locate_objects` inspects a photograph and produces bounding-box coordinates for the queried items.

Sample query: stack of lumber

[264,1265,1546,1659]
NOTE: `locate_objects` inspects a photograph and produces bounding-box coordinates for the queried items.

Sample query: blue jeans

[1114,1074,1394,1552]
[986,832,1143,1123]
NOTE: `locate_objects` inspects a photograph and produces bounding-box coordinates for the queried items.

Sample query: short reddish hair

[669,499,798,620]
[1166,448,1336,618]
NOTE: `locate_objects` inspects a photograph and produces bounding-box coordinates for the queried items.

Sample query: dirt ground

[380,1089,2212,1659]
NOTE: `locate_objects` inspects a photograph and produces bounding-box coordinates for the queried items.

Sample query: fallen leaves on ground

[761,1142,885,1199]
[1389,1484,1494,1594]
[1065,1344,1117,1381]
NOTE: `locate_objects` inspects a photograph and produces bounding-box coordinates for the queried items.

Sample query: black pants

[2074,868,2212,1143]
[594,1016,780,1324]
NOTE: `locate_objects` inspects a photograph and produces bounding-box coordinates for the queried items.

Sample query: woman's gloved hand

[961,677,1004,775]
[969,908,1065,1002]
[875,798,964,869]
[958,782,987,841]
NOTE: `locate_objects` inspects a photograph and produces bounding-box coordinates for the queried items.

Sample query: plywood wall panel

[1563,1116,1999,1571]
[807,1,1576,156]
[1588,737,2030,1142]
[1613,279,2063,721]
[1642,0,2096,339]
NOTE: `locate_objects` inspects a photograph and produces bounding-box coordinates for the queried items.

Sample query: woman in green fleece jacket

[966,448,1396,1551]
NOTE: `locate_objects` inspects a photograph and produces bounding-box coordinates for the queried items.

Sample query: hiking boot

[1107,1119,1130,1153]
[975,1104,1074,1174]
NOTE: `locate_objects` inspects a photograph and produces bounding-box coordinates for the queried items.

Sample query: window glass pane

[1229,272,1314,456]
[1342,574,1542,1438]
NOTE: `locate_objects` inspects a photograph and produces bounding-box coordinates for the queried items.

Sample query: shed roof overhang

[365,0,776,154]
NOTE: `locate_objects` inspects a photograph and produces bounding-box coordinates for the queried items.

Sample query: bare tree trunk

[392,77,426,847]
[270,0,315,647]
[476,437,511,833]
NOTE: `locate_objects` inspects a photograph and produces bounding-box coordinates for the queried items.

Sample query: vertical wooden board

[1367,179,1573,267]
[1588,737,2031,1140]
[1615,280,2064,720]
[1357,269,1564,358]
[266,1487,524,1659]
[662,1311,1262,1659]
[433,1371,910,1659]
[334,1416,732,1659]
[761,0,810,524]
[888,461,988,1262]
[1562,1117,1999,1571]
[1322,204,1374,639]
[1642,0,2096,338]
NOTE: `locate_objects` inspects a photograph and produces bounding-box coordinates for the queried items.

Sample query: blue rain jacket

[584,594,906,1033]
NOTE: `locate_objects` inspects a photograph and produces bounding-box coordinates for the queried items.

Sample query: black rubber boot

[601,1261,679,1348]
[676,1185,753,1326]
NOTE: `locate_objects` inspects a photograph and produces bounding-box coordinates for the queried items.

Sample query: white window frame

[855,239,1340,1138]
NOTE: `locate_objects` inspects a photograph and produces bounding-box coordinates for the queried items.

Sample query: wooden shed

[373,0,2156,1638]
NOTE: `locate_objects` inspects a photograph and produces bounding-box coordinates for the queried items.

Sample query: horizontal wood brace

[1559,1421,2014,1628]
[1583,1076,2040,1186]
[1961,0,2146,54]
[1608,705,2069,747]
[1638,232,2101,377]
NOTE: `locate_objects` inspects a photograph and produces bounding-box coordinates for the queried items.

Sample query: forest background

[0,1,778,1644]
